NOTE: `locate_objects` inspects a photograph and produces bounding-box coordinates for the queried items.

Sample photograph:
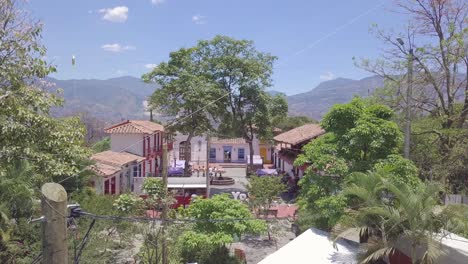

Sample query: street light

[397,38,414,159]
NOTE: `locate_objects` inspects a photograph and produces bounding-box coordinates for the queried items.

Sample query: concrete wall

[110,134,144,156]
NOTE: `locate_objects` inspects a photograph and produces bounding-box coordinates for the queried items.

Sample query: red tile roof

[91,150,145,176]
[105,120,164,134]
[91,162,121,177]
[273,124,325,145]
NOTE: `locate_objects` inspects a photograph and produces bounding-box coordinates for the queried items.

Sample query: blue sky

[28,0,407,95]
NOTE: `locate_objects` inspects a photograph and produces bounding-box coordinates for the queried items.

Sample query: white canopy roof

[259,228,358,264]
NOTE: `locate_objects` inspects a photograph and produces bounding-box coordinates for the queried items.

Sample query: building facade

[273,124,325,177]
[169,134,273,165]
[92,120,169,194]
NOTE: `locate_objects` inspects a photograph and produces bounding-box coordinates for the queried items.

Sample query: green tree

[92,137,111,153]
[0,0,90,181]
[357,0,468,191]
[246,176,287,240]
[294,98,403,230]
[336,169,446,264]
[373,154,420,189]
[274,115,317,132]
[179,194,266,263]
[142,47,220,175]
[246,176,286,216]
[320,97,402,172]
[196,35,288,170]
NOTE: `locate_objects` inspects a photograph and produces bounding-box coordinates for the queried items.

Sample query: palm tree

[335,169,446,264]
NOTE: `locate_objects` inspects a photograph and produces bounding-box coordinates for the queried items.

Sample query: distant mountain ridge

[287,76,384,119]
[48,76,158,122]
[49,75,384,122]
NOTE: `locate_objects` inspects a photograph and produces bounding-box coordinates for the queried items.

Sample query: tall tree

[0,0,90,181]
[294,98,404,230]
[143,47,220,175]
[197,36,288,170]
[357,0,468,190]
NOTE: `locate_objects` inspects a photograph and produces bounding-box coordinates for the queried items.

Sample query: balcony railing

[146,146,164,157]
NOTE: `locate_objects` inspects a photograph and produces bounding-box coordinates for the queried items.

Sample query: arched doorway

[179,141,191,161]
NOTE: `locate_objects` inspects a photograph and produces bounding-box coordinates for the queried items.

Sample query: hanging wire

[74,219,96,264]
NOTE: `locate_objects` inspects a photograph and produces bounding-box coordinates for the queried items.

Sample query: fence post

[41,182,68,264]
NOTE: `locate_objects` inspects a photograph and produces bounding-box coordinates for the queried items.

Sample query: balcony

[146,146,163,157]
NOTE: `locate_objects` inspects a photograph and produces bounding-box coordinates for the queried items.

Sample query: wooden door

[260,147,268,163]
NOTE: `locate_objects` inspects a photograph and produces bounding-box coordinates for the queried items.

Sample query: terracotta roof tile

[211,137,247,144]
[91,162,121,177]
[91,150,145,167]
[105,120,164,134]
[273,124,325,145]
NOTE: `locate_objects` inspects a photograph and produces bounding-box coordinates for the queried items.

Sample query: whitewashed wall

[110,134,144,156]
[169,134,207,165]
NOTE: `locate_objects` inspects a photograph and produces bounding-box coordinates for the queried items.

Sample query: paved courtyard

[209,167,249,197]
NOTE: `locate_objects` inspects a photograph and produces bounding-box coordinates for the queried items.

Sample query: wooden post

[205,130,211,198]
[161,141,168,264]
[41,182,68,264]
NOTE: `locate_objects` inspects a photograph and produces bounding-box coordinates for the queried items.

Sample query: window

[209,148,216,159]
[238,148,245,160]
[133,164,142,177]
[179,141,191,161]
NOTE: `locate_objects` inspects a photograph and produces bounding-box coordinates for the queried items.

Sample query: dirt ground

[231,220,297,264]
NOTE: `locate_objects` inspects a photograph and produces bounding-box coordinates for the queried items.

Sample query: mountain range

[48,75,384,122]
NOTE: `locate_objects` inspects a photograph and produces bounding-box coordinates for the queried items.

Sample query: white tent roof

[259,228,358,264]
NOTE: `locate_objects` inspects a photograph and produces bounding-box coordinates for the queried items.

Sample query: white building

[169,134,274,165]
[273,124,325,177]
[91,120,168,195]
[168,133,208,166]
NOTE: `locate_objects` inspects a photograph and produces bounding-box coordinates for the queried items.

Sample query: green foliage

[337,169,447,263]
[443,204,468,238]
[143,35,288,171]
[0,0,90,181]
[113,194,143,214]
[321,97,402,171]
[142,177,165,199]
[176,194,264,264]
[186,194,266,238]
[296,173,346,231]
[92,137,111,153]
[373,154,421,189]
[196,35,287,167]
[411,116,468,193]
[296,97,402,173]
[294,98,404,231]
[274,115,317,132]
[246,176,286,214]
[178,231,242,264]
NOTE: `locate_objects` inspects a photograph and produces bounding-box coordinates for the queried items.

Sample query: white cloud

[99,6,128,23]
[101,43,136,53]
[319,71,336,81]
[192,15,206,25]
[145,63,157,69]
[151,0,165,5]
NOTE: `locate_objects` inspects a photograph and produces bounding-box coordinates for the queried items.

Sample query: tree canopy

[358,0,468,192]
[294,98,409,230]
[0,0,90,181]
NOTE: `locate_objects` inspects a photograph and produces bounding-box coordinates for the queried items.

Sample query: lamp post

[397,38,413,159]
